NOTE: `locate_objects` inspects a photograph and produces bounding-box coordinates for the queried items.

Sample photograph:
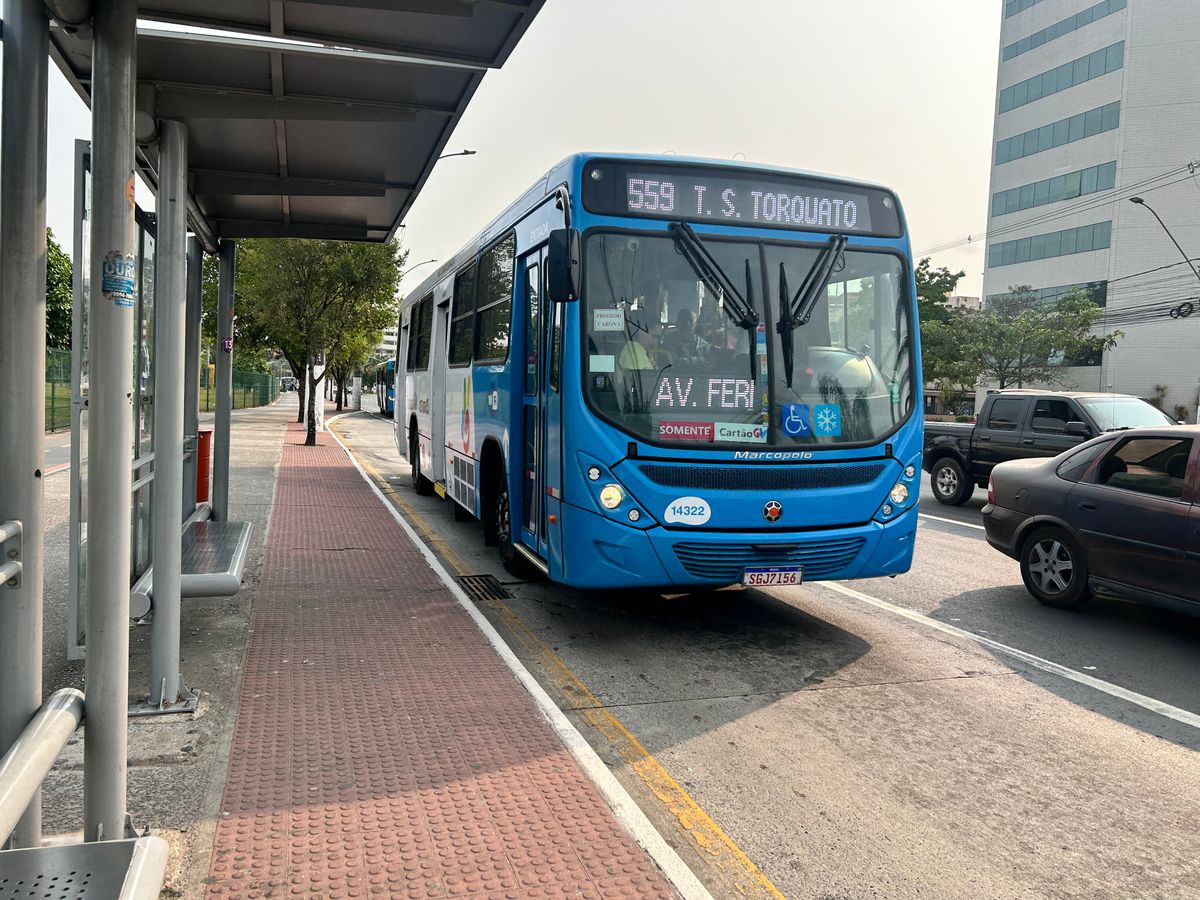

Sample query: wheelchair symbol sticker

[781,403,811,437]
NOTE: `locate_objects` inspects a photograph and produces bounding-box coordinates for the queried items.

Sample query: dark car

[983,426,1200,614]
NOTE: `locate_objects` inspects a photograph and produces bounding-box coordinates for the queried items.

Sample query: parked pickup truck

[924,390,1176,505]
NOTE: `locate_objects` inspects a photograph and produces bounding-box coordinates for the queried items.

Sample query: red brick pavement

[204,426,676,899]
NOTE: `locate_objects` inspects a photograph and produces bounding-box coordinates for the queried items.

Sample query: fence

[199,364,280,412]
[46,348,72,433]
[42,350,281,432]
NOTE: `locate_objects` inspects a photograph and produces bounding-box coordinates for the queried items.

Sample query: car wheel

[409,433,433,496]
[1019,527,1091,609]
[494,480,532,578]
[931,458,973,506]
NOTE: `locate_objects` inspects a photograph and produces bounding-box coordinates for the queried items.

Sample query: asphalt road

[336,405,1200,900]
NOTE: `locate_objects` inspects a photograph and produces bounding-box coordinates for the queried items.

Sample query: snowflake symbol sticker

[814,404,842,437]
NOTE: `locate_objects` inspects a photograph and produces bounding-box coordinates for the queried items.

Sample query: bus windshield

[584,231,914,447]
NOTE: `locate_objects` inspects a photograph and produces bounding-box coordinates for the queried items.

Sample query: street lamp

[437,149,476,161]
[1128,196,1200,286]
[401,258,437,279]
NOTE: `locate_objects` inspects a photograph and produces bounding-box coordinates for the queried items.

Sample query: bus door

[519,247,563,563]
[430,297,450,483]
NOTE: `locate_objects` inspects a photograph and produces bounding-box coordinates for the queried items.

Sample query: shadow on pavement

[501,579,872,754]
[931,584,1200,751]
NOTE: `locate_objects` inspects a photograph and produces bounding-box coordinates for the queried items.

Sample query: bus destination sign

[582,160,903,237]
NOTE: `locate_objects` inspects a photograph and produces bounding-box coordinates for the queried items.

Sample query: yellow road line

[332,421,785,900]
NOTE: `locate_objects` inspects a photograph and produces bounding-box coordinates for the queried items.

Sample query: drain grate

[456,573,514,603]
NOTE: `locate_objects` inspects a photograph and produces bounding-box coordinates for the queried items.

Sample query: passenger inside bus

[662,307,711,363]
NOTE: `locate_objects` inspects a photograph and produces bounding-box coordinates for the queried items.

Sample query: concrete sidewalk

[202,425,677,898]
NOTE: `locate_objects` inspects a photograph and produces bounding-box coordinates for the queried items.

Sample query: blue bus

[375,358,396,417]
[395,154,922,588]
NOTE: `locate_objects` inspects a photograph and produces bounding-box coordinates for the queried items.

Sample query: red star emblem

[763,501,783,523]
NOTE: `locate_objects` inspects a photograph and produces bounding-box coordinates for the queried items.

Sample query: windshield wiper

[776,235,847,387]
[669,222,757,328]
[669,222,759,378]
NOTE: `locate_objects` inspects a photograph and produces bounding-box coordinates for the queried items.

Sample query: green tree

[965,286,1121,389]
[914,257,964,326]
[200,252,273,377]
[913,257,976,403]
[237,238,403,444]
[46,229,73,349]
[327,329,383,411]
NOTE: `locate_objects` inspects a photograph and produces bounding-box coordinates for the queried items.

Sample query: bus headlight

[599,484,624,509]
[890,483,909,505]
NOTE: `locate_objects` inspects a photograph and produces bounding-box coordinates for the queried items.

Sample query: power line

[915,160,1198,257]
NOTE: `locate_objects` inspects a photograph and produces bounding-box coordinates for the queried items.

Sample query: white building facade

[375,325,398,359]
[983,0,1200,419]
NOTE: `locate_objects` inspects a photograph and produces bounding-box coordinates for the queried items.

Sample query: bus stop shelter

[0,0,543,886]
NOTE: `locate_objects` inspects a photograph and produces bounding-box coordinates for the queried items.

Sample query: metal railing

[0,689,84,845]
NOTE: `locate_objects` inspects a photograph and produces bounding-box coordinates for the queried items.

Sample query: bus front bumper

[560,505,917,589]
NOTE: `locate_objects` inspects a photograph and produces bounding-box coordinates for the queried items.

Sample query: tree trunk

[306,367,320,446]
[335,371,345,412]
[295,366,307,423]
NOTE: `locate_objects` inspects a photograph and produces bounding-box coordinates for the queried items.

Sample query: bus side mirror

[547,228,580,302]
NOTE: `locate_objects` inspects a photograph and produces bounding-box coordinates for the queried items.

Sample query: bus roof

[400,152,903,308]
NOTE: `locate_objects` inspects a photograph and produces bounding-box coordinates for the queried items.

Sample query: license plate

[743,566,802,587]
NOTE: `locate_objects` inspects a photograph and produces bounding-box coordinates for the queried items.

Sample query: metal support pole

[183,238,202,516]
[84,0,138,843]
[147,120,188,709]
[213,241,235,521]
[0,0,50,850]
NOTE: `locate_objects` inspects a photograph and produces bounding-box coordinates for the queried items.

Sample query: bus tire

[494,480,530,578]
[409,433,433,496]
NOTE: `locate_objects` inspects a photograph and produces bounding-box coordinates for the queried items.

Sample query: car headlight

[599,484,624,509]
[890,482,909,505]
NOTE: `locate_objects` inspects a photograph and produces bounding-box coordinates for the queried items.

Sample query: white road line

[326,421,714,900]
[820,581,1200,731]
[918,512,986,531]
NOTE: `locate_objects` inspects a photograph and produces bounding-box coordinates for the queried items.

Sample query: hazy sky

[44,0,1002,297]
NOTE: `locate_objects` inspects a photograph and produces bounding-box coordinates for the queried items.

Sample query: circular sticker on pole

[664,496,711,526]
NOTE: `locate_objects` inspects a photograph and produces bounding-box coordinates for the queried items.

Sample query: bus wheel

[494,481,529,577]
[409,434,432,496]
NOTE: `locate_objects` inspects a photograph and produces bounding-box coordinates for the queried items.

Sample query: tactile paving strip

[205,426,676,898]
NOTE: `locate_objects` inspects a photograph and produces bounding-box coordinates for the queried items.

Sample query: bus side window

[475,233,515,364]
[549,302,563,393]
[418,297,433,368]
[449,265,478,366]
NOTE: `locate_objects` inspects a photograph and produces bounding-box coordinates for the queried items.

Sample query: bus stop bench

[130,520,253,617]
[0,837,168,899]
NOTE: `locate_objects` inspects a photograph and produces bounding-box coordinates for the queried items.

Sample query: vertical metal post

[213,241,235,521]
[148,120,188,708]
[67,137,89,662]
[0,0,50,849]
[84,0,138,843]
[183,238,202,516]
